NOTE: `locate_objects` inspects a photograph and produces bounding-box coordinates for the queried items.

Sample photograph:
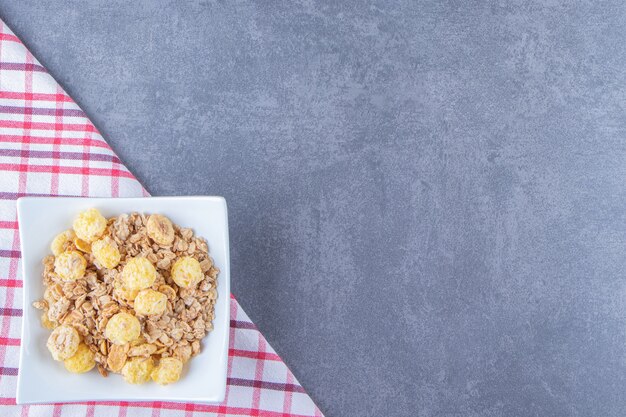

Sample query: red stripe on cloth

[0,119,96,133]
[0,164,134,179]
[184,401,196,417]
[283,369,295,416]
[51,84,62,194]
[125,402,315,417]
[0,398,316,417]
[0,366,17,376]
[85,402,96,417]
[0,221,17,229]
[251,334,267,415]
[0,337,19,346]
[0,33,19,43]
[81,130,90,197]
[230,319,257,330]
[0,280,22,288]
[0,249,20,257]
[150,402,162,417]
[0,104,85,117]
[0,91,73,102]
[0,62,47,73]
[0,308,21,317]
[116,402,128,417]
[218,297,239,417]
[111,164,120,197]
[229,349,282,362]
[0,148,121,164]
[0,134,111,150]
[227,377,306,394]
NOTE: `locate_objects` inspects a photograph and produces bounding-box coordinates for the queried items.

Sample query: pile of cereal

[33,209,219,384]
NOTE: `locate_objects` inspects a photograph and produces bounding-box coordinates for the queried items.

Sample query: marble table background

[2,1,626,416]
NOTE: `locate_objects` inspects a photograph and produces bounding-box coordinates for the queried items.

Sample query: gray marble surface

[3,1,626,416]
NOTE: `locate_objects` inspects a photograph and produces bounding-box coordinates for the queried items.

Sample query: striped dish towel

[0,19,323,417]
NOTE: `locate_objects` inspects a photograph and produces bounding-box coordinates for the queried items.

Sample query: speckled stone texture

[3,1,626,416]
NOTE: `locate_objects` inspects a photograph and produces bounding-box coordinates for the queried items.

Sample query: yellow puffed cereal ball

[72,208,107,243]
[105,312,141,345]
[64,343,95,373]
[46,325,80,361]
[92,238,121,269]
[122,257,156,290]
[151,357,183,385]
[121,357,154,384]
[113,279,139,302]
[171,256,203,288]
[146,214,175,246]
[134,289,167,316]
[50,230,75,256]
[54,251,87,281]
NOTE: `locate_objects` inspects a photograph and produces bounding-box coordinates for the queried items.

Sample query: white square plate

[16,197,230,404]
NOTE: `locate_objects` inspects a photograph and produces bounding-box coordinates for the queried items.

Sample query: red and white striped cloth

[0,19,323,417]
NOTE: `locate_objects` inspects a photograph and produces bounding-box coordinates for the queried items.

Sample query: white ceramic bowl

[16,197,230,404]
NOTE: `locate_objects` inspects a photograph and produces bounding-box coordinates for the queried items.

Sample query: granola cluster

[34,209,219,385]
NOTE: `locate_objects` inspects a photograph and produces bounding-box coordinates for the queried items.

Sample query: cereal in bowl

[34,209,219,384]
